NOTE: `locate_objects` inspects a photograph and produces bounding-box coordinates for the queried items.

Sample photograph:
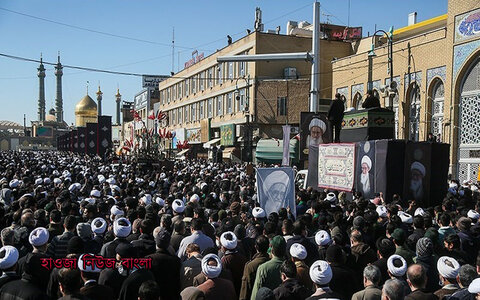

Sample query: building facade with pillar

[331,0,480,180]
[156,31,351,161]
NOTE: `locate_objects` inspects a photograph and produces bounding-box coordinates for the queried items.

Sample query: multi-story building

[331,0,480,180]
[157,31,351,161]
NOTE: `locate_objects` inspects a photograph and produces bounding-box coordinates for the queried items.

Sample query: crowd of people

[0,151,479,300]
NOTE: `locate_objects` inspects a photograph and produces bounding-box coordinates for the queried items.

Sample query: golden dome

[75,95,97,115]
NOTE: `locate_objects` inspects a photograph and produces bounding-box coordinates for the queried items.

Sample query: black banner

[355,140,376,199]
[78,127,87,154]
[87,123,97,156]
[97,116,112,157]
[300,112,331,161]
[403,142,431,208]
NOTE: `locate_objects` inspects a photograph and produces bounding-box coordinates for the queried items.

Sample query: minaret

[115,88,121,125]
[54,53,64,123]
[96,85,103,116]
[37,54,46,121]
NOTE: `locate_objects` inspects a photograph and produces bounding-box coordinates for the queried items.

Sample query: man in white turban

[197,254,236,300]
[219,231,246,296]
[358,155,374,198]
[435,256,460,299]
[309,260,342,299]
[289,243,313,290]
[100,217,131,258]
[307,117,327,147]
[0,245,20,286]
[410,161,426,203]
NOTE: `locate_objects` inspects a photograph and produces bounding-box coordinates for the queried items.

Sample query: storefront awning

[255,138,298,163]
[222,147,236,159]
[203,138,221,149]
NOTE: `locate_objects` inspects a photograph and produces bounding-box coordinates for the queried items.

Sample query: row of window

[167,89,247,126]
[161,54,248,105]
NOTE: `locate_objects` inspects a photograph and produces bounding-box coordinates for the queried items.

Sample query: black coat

[98,268,126,300]
[405,289,439,300]
[80,281,115,300]
[273,278,312,300]
[329,263,361,300]
[286,235,319,266]
[147,249,182,300]
[328,99,345,124]
[131,234,156,257]
[0,273,20,289]
[0,278,49,300]
[100,237,129,258]
[118,269,155,300]
[362,96,380,109]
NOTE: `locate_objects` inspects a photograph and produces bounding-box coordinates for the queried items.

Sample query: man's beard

[360,173,370,193]
[308,135,323,146]
[410,179,423,200]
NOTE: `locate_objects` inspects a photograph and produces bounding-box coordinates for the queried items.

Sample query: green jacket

[250,256,284,300]
[396,245,415,265]
[239,252,269,300]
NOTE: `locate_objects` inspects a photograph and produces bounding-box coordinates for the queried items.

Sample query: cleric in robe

[357,155,374,199]
[306,118,327,147]
[408,161,426,204]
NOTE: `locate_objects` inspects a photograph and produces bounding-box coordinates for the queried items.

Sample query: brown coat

[197,278,237,300]
[239,252,269,300]
[295,260,314,291]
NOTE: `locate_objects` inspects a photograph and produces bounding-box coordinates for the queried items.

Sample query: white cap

[78,254,101,273]
[172,199,185,213]
[468,209,480,221]
[290,243,307,260]
[113,217,131,238]
[141,194,152,205]
[437,256,460,279]
[220,231,238,250]
[155,197,165,206]
[0,246,19,270]
[53,178,62,185]
[376,206,388,218]
[190,194,200,203]
[110,205,124,217]
[309,260,332,285]
[9,179,19,188]
[387,254,407,277]
[35,178,43,185]
[29,227,49,247]
[414,208,426,217]
[252,207,266,218]
[315,230,331,246]
[90,190,101,198]
[91,217,107,234]
[398,211,413,224]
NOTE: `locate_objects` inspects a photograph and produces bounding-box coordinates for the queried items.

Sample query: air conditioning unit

[284,67,297,79]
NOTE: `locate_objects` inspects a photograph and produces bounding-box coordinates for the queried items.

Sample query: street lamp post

[235,75,252,162]
[368,27,394,108]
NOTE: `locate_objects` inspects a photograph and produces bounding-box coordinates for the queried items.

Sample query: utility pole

[310,1,320,113]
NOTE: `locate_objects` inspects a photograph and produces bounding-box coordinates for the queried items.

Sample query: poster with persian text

[318,143,355,191]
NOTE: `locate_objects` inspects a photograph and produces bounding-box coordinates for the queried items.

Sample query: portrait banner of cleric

[301,112,331,157]
[355,141,376,200]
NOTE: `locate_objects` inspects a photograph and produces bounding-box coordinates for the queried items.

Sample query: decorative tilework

[453,39,480,81]
[404,71,422,93]
[426,66,446,86]
[351,83,364,99]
